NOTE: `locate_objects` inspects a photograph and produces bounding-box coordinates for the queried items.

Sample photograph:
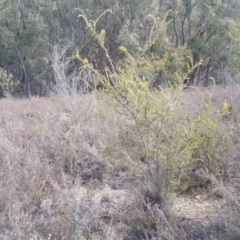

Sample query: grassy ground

[0,85,239,239]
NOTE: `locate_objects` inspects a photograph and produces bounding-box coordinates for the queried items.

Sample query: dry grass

[0,86,239,239]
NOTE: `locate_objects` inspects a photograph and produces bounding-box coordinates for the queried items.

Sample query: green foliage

[163,0,240,84]
[0,67,14,97]
[0,0,52,96]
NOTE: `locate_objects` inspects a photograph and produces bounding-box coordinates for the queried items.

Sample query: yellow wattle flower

[75,50,81,61]
[83,58,89,64]
[75,49,88,64]
[221,100,229,111]
[119,46,127,52]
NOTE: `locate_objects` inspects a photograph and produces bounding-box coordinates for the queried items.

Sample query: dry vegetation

[0,85,240,240]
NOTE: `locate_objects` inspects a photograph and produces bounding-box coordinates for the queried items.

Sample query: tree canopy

[0,0,239,97]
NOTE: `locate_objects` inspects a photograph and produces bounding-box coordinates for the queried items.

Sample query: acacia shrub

[96,50,230,197]
[74,9,232,197]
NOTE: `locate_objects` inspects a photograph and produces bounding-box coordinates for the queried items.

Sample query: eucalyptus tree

[162,0,240,85]
[0,0,51,96]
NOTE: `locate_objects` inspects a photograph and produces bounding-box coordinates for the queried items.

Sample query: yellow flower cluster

[119,46,127,52]
[162,53,169,63]
[83,58,89,64]
[221,100,233,112]
[75,49,89,65]
[222,100,229,111]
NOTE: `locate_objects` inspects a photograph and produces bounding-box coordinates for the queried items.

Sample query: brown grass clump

[0,85,239,239]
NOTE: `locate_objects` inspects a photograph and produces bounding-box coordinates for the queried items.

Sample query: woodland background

[0,0,240,97]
